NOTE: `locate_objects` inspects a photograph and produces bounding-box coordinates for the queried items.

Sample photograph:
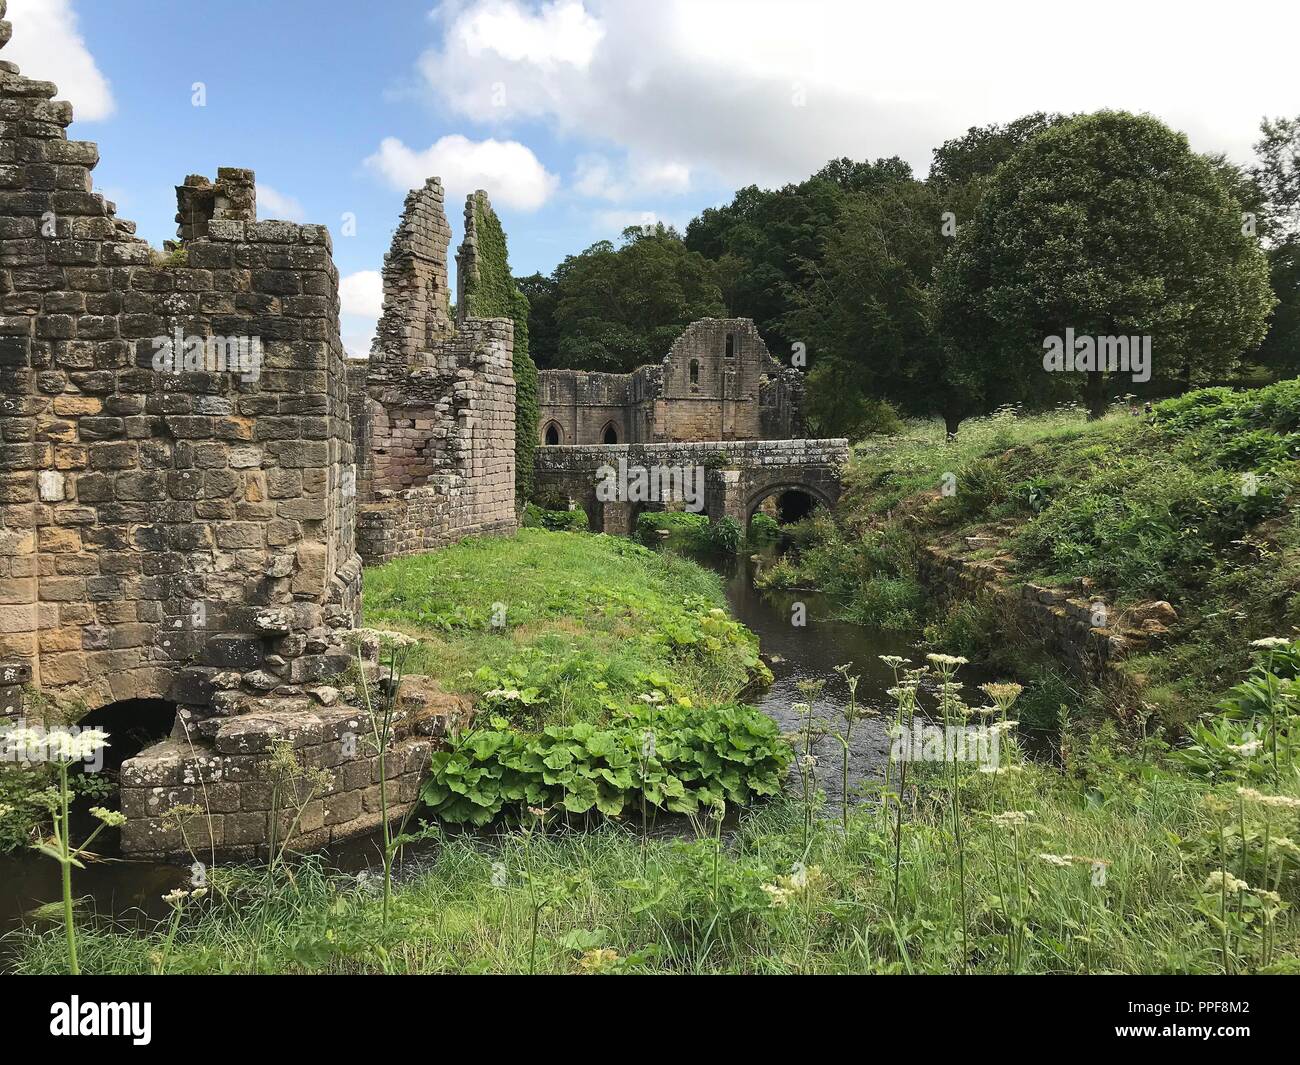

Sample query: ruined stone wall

[0,23,361,714]
[536,318,803,445]
[351,183,516,565]
[916,544,1176,691]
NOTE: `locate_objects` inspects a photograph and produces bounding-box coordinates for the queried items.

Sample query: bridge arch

[742,481,836,527]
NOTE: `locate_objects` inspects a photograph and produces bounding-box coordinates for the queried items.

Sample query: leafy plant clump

[421,701,791,824]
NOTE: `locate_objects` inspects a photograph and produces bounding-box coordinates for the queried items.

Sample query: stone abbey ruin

[0,9,842,858]
[537,317,805,446]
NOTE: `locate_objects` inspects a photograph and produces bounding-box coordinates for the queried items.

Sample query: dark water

[1,542,966,951]
[710,552,986,811]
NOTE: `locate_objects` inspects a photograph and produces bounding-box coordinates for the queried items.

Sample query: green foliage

[421,701,791,824]
[635,510,709,550]
[747,512,780,544]
[522,504,589,532]
[939,110,1276,417]
[685,157,913,355]
[540,225,725,373]
[0,763,50,852]
[705,517,742,554]
[461,196,537,500]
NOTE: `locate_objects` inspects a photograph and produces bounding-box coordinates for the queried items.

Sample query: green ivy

[462,195,538,501]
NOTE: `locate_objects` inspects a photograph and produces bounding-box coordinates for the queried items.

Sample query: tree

[516,272,560,368]
[785,180,980,436]
[684,158,913,355]
[548,225,724,373]
[938,111,1275,418]
[1250,116,1300,376]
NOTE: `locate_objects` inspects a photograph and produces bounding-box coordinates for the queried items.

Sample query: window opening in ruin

[544,422,561,445]
[725,333,735,358]
[602,422,619,445]
[689,359,700,385]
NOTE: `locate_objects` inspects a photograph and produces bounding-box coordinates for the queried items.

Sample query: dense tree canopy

[519,111,1292,438]
[540,225,723,373]
[1251,116,1300,376]
[937,111,1275,417]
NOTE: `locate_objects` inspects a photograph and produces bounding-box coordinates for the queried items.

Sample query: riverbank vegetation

[11,642,1299,974]
[761,379,1300,727]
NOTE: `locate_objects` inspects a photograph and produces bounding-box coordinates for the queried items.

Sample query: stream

[0,541,967,951]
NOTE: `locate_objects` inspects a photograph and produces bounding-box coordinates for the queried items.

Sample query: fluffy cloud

[339,270,384,358]
[365,134,557,211]
[339,270,384,320]
[573,154,690,202]
[419,0,1300,189]
[255,184,307,223]
[4,0,114,121]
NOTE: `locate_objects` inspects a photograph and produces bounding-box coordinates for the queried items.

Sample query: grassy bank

[12,646,1300,974]
[763,382,1300,723]
[363,528,766,726]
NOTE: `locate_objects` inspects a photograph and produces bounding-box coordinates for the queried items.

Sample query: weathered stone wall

[118,665,470,860]
[537,318,804,446]
[917,543,1177,689]
[351,183,516,565]
[534,438,848,533]
[0,22,361,713]
[0,13,490,860]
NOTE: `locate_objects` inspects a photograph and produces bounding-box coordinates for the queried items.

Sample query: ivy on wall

[464,197,539,502]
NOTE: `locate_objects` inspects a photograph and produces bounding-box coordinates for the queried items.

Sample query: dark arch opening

[544,422,561,445]
[76,698,177,773]
[746,486,826,528]
[601,422,620,444]
[775,489,818,524]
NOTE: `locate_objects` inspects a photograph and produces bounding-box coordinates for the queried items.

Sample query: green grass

[12,742,1298,974]
[362,529,763,728]
[775,383,1300,721]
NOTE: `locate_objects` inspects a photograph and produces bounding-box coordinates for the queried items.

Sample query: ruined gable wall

[0,18,360,714]
[535,318,797,445]
[352,187,516,564]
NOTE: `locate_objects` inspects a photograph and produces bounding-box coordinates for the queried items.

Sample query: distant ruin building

[348,180,517,566]
[536,319,804,446]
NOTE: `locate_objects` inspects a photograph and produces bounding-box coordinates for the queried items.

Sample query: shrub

[421,702,792,824]
[523,504,589,532]
[747,512,780,544]
[704,517,742,554]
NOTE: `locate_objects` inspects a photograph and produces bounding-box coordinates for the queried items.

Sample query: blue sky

[8,0,1300,356]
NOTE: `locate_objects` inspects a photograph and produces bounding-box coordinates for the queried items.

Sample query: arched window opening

[602,422,619,445]
[544,422,561,445]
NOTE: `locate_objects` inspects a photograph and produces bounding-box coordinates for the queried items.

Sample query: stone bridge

[533,439,850,534]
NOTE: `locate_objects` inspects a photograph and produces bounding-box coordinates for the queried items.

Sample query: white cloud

[339,270,384,358]
[419,0,1300,189]
[365,134,558,211]
[454,0,603,68]
[574,154,691,201]
[339,270,384,319]
[4,0,114,121]
[256,183,307,223]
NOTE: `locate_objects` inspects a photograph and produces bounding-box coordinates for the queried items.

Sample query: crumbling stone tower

[350,180,517,563]
[0,10,457,857]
